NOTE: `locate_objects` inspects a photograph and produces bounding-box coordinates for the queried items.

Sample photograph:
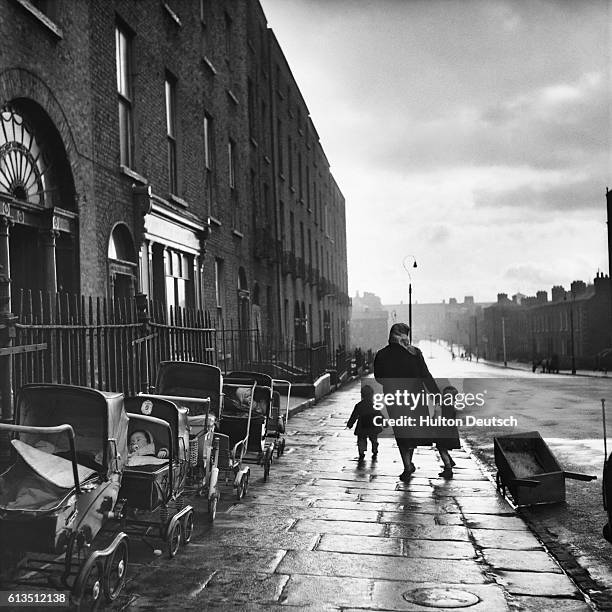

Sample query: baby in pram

[128,430,168,459]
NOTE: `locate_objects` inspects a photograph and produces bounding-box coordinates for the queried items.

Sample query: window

[277,120,283,175]
[289,212,295,252]
[165,248,193,314]
[298,153,303,200]
[288,136,293,187]
[214,258,224,306]
[204,113,214,215]
[116,23,133,167]
[228,138,236,189]
[247,79,255,137]
[279,202,285,246]
[300,222,305,260]
[165,74,178,194]
[225,13,232,61]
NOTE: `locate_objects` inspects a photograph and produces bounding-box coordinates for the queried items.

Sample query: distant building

[483,273,612,367]
[384,297,490,356]
[350,291,388,353]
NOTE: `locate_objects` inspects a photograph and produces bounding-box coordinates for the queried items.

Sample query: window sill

[250,137,258,148]
[120,165,148,185]
[232,229,244,239]
[290,186,296,194]
[202,56,217,75]
[307,207,313,214]
[263,155,271,165]
[208,216,222,227]
[169,194,189,208]
[13,0,63,39]
[162,1,182,27]
[279,172,286,182]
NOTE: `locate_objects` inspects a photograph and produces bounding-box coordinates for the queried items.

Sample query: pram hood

[15,384,129,477]
[0,441,93,513]
[156,361,223,417]
[12,439,96,488]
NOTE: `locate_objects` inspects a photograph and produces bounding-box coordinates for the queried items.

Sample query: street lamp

[402,255,417,344]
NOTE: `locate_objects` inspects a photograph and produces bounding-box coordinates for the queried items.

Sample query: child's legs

[357,436,367,455]
[369,435,379,454]
[438,446,453,468]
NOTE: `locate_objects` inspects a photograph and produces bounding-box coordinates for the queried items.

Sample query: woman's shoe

[399,465,416,482]
[439,467,453,479]
[449,458,456,468]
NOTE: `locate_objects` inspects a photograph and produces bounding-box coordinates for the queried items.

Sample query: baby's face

[130,432,147,448]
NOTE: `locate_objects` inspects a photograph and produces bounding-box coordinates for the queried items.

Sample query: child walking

[347,384,383,464]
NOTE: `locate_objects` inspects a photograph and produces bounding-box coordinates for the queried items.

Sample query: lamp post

[501,316,507,367]
[402,255,417,344]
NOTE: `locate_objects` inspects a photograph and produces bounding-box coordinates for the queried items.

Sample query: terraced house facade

[0,0,350,410]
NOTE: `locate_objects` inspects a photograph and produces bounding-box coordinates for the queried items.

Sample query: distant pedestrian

[346,384,382,464]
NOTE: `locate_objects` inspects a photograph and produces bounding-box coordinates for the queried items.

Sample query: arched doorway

[108,223,137,300]
[0,101,78,301]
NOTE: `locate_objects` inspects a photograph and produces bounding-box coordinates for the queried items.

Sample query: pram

[228,372,292,460]
[117,396,194,558]
[0,383,130,610]
[215,380,256,498]
[152,361,223,519]
[222,376,273,480]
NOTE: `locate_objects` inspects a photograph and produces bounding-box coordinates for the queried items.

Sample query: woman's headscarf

[388,322,411,350]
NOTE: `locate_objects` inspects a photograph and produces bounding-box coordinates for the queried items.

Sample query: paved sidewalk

[115,381,593,611]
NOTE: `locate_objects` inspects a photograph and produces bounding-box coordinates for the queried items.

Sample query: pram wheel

[263,448,272,482]
[103,538,129,601]
[236,473,248,500]
[74,560,103,611]
[167,521,182,558]
[208,493,219,522]
[182,509,195,544]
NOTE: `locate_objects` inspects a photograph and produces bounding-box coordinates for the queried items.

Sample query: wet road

[414,341,612,606]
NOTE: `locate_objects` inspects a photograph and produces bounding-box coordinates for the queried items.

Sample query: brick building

[0,0,349,356]
[482,274,612,367]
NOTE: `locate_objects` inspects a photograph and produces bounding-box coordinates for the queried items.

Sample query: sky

[259,0,611,305]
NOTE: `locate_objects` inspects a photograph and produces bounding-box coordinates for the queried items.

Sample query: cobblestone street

[112,380,592,611]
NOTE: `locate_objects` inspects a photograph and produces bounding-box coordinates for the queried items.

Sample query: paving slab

[388,524,471,541]
[496,570,581,597]
[470,528,545,551]
[463,514,530,531]
[280,576,504,610]
[482,548,563,573]
[196,528,318,551]
[454,496,515,515]
[380,511,464,526]
[507,595,592,611]
[316,533,403,556]
[291,518,386,536]
[402,539,476,559]
[276,550,486,583]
